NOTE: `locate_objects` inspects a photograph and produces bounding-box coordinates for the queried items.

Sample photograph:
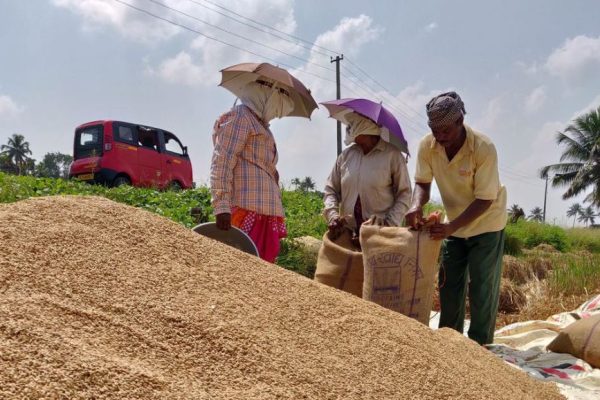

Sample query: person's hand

[216,213,232,230]
[328,217,346,240]
[405,206,425,230]
[429,222,456,240]
[371,215,388,226]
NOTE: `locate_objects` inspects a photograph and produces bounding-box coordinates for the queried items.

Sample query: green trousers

[438,230,505,345]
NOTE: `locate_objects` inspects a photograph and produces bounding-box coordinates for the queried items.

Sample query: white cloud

[0,94,23,118]
[151,0,303,86]
[524,86,547,113]
[51,0,187,42]
[515,61,540,76]
[424,22,438,33]
[472,95,505,134]
[148,51,207,86]
[388,82,445,143]
[545,35,600,83]
[311,15,381,59]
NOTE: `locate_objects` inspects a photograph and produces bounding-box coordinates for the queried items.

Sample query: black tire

[112,176,131,187]
[169,181,182,191]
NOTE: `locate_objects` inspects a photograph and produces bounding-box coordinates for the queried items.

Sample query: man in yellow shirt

[406,92,507,345]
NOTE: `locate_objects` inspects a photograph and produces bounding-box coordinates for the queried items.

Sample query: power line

[499,168,545,187]
[170,0,429,132]
[499,164,542,180]
[118,0,434,136]
[191,0,341,56]
[181,0,334,57]
[345,56,429,120]
[188,0,429,127]
[144,0,334,73]
[340,65,429,134]
[339,67,429,135]
[112,0,336,85]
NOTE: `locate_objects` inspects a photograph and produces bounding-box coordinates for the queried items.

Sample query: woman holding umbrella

[210,62,317,263]
[322,99,412,244]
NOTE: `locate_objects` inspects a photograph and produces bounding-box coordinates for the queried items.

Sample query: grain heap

[0,196,563,399]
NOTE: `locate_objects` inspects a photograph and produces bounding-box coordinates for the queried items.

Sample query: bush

[0,172,213,228]
[277,239,318,278]
[504,234,524,256]
[505,220,569,252]
[281,190,327,239]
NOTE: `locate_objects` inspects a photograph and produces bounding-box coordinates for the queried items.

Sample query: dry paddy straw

[0,196,564,399]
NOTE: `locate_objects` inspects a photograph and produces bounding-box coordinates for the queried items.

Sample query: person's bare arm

[405,182,431,229]
[429,199,493,240]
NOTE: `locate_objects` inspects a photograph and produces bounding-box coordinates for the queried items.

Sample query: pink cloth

[231,207,287,263]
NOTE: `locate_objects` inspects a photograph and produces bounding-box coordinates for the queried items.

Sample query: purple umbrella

[321,98,409,155]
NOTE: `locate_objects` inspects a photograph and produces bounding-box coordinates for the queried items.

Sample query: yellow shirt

[414,125,507,238]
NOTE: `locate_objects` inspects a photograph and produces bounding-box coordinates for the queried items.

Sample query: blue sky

[1,0,600,225]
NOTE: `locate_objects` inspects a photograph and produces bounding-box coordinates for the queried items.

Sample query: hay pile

[0,196,563,399]
[503,256,534,285]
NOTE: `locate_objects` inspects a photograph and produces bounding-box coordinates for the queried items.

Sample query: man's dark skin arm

[405,182,431,228]
[405,182,493,240]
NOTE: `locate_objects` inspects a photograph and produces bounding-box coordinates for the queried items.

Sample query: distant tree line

[1,133,72,179]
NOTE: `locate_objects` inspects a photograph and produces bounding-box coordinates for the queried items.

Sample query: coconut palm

[578,206,597,227]
[540,106,600,206]
[508,204,525,223]
[291,176,316,192]
[1,133,32,175]
[529,207,544,222]
[566,203,584,228]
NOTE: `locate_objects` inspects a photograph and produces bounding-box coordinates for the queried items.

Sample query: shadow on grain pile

[0,196,564,399]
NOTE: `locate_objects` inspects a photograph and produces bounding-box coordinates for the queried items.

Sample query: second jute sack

[314,229,363,297]
[360,221,442,325]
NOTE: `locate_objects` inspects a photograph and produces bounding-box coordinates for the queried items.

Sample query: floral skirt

[231,207,287,263]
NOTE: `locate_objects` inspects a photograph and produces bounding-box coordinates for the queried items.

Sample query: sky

[1,0,600,226]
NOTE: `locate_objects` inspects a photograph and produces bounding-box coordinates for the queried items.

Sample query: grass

[547,253,600,297]
[565,227,600,253]
[496,249,600,327]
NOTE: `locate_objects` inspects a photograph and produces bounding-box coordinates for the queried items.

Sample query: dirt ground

[0,196,564,399]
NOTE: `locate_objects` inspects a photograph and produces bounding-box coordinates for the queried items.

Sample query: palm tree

[301,176,316,192]
[529,207,544,222]
[566,203,584,228]
[508,204,525,223]
[1,133,32,175]
[540,106,600,206]
[291,176,316,192]
[578,206,597,227]
[291,177,301,190]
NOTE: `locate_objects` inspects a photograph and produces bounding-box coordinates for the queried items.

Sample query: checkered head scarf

[426,92,466,129]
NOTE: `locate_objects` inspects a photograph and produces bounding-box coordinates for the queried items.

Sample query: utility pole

[543,175,549,223]
[331,54,344,156]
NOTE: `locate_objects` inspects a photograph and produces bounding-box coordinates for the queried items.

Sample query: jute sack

[314,229,363,297]
[547,314,600,368]
[360,222,442,325]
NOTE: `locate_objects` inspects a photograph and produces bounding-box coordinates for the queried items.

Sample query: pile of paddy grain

[0,196,564,399]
